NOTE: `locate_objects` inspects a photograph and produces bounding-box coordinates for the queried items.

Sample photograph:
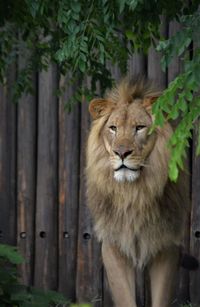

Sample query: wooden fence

[0,20,200,306]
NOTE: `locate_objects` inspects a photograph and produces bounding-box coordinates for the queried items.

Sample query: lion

[86,76,192,307]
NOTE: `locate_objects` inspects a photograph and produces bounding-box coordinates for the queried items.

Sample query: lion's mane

[86,77,187,267]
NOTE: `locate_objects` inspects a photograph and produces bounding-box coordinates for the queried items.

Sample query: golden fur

[86,76,187,269]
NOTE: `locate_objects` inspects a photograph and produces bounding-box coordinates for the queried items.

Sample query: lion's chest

[94,199,182,267]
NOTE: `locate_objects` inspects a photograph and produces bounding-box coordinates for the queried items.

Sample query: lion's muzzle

[111,145,142,182]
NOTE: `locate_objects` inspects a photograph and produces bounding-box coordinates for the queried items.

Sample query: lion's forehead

[108,103,152,127]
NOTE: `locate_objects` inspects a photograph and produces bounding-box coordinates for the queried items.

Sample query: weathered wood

[128,53,146,76]
[76,80,103,306]
[144,17,168,307]
[168,21,183,83]
[103,270,114,307]
[168,20,190,305]
[0,65,17,245]
[190,121,200,305]
[34,65,58,290]
[58,75,80,300]
[148,17,167,89]
[17,47,37,286]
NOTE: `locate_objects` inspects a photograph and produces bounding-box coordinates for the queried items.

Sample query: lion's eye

[109,125,117,132]
[136,125,146,132]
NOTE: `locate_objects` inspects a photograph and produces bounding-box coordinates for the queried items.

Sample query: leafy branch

[152,11,200,180]
[0,0,200,179]
[0,244,69,306]
[0,244,92,306]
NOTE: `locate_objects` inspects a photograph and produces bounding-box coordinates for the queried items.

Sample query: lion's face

[89,97,157,183]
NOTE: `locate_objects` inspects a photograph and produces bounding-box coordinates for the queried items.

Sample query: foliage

[0,244,192,307]
[0,244,69,306]
[0,0,200,180]
[153,10,200,180]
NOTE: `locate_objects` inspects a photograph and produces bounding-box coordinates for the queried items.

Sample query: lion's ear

[89,98,113,119]
[142,96,159,111]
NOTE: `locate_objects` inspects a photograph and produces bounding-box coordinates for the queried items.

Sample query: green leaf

[185,91,193,101]
[10,285,31,302]
[169,161,179,182]
[71,2,81,13]
[169,107,179,120]
[0,245,24,264]
[118,0,126,13]
[129,0,139,10]
[154,111,165,126]
[79,60,86,73]
[126,30,135,41]
[178,97,187,112]
[42,289,68,303]
[30,288,68,304]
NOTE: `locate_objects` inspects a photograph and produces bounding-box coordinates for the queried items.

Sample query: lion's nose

[113,149,133,160]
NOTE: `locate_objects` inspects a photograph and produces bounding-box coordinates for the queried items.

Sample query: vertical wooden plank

[34,65,58,290]
[190,35,200,304]
[0,65,16,245]
[168,21,183,83]
[109,64,121,82]
[168,21,190,305]
[148,17,167,89]
[58,76,80,300]
[190,121,200,305]
[76,80,103,306]
[103,270,113,307]
[145,17,168,307]
[168,20,184,132]
[128,53,146,76]
[190,33,200,305]
[17,48,37,286]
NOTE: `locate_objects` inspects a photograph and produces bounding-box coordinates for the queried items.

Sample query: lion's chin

[114,168,140,183]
